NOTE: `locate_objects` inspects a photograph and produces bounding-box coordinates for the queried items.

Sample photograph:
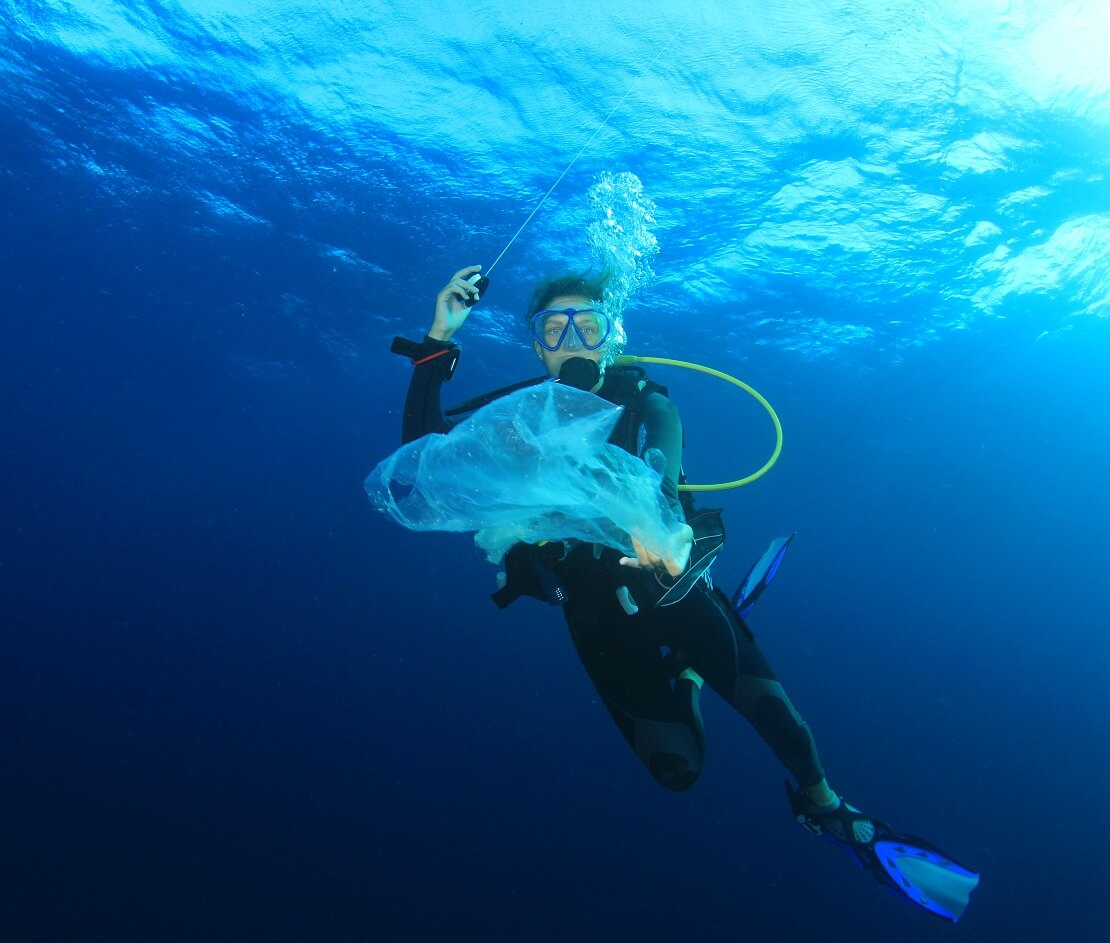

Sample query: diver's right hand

[429,265,482,342]
[620,527,693,579]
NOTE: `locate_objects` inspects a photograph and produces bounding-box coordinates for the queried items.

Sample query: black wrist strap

[390,335,460,380]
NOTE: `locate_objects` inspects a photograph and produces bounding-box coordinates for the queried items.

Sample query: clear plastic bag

[366,382,687,563]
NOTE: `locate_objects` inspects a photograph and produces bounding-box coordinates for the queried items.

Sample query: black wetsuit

[401,337,825,792]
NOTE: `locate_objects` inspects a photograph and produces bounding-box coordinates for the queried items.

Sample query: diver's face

[533,294,607,378]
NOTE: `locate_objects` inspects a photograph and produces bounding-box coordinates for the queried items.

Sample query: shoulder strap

[603,366,668,453]
[603,366,702,519]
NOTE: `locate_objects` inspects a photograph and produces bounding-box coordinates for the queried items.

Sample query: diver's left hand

[619,525,693,578]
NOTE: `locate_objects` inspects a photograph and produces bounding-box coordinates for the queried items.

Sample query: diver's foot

[786,781,873,845]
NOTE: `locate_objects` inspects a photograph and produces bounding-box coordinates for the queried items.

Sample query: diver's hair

[525,270,612,322]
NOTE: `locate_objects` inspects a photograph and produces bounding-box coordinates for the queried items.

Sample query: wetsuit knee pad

[648,751,702,792]
[632,715,704,792]
[754,695,813,762]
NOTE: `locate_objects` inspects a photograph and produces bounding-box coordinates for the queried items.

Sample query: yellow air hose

[615,355,783,491]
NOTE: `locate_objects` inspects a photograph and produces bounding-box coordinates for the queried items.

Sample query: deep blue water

[3,3,1110,941]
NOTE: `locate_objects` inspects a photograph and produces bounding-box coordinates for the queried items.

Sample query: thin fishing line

[484,32,680,277]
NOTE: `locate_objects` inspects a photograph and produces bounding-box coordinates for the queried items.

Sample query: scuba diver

[391,264,980,922]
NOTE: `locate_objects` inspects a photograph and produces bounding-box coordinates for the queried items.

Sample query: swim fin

[657,507,725,608]
[785,781,980,922]
[731,532,795,618]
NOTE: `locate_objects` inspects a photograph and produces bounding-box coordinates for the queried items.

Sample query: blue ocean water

[2,1,1109,940]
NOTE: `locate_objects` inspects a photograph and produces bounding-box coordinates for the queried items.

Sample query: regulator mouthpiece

[557,357,601,391]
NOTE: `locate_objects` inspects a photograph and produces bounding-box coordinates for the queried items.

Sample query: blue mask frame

[530,307,611,351]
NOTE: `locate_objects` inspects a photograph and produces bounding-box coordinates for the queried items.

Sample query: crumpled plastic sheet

[365,382,687,563]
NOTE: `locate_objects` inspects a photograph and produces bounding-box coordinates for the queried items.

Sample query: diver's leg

[657,585,826,790]
[563,582,705,791]
[660,589,980,920]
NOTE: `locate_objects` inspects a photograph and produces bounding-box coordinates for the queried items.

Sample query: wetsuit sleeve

[400,335,460,444]
[640,392,685,520]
